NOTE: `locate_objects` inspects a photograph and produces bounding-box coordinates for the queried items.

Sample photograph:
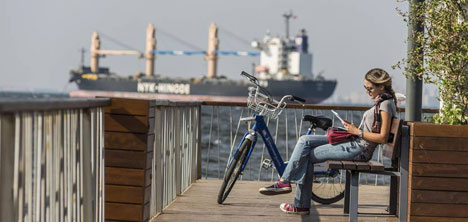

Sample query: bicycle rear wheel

[217,139,251,204]
[311,170,346,204]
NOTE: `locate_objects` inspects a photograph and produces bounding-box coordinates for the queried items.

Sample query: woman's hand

[342,121,360,135]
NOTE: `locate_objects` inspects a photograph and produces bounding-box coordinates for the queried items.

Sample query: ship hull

[73,74,336,104]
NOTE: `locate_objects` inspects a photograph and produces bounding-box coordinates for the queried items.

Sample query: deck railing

[0,98,110,222]
[149,101,202,218]
[200,101,438,185]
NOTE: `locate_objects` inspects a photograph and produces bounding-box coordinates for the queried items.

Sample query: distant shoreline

[0,91,69,99]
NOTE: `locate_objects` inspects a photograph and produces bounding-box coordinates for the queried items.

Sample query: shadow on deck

[152,179,397,222]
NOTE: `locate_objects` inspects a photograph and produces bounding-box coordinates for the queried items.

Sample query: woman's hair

[365,68,397,107]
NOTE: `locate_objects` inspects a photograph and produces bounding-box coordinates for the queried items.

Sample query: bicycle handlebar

[241,71,258,83]
[241,71,305,117]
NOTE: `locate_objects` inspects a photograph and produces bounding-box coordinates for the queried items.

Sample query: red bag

[326,127,358,145]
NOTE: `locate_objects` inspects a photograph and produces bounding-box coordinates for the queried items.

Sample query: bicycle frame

[218,72,346,205]
[226,114,286,176]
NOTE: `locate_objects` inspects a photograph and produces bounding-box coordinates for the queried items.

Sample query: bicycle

[217,71,345,205]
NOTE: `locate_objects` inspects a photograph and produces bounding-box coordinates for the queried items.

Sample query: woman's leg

[293,140,364,208]
[281,135,329,184]
[260,135,329,195]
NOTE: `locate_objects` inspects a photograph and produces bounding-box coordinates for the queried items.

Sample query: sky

[0,0,439,106]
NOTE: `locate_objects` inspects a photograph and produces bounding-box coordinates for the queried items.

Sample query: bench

[325,118,409,222]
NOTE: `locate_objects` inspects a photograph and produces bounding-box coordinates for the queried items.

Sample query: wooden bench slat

[367,161,385,171]
[326,160,384,172]
[341,161,357,170]
[354,162,371,171]
[326,160,342,169]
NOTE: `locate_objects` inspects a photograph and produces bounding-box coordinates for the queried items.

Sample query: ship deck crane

[89,23,259,79]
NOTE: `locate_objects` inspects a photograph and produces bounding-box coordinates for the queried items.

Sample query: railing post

[399,125,410,221]
[0,114,16,222]
[175,108,182,195]
[81,108,94,222]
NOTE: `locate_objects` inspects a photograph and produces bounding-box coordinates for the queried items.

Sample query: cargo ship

[70,13,337,103]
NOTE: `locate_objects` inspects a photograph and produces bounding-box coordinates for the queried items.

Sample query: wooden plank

[326,160,342,169]
[353,161,371,170]
[409,122,468,138]
[412,163,468,178]
[412,136,468,151]
[412,150,468,164]
[106,202,142,221]
[411,190,468,204]
[412,177,468,192]
[105,98,149,116]
[152,179,398,222]
[411,203,468,217]
[105,114,148,133]
[367,161,384,171]
[105,167,146,186]
[410,216,468,222]
[105,132,148,151]
[105,150,147,169]
[340,161,356,170]
[106,185,145,204]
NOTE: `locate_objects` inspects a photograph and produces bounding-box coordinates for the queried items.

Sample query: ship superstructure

[252,28,312,81]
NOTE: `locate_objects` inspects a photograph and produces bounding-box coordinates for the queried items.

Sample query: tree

[396,0,468,124]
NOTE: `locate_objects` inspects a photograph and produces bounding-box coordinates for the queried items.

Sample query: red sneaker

[258,181,292,195]
[279,203,310,215]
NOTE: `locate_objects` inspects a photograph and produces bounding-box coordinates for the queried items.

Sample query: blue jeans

[281,135,365,208]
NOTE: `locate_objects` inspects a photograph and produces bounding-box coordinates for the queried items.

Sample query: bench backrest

[382,118,403,161]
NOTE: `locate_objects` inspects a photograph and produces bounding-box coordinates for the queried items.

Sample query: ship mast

[206,22,219,79]
[90,32,100,73]
[145,24,156,77]
[283,10,293,39]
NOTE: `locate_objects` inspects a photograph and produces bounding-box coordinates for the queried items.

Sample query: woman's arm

[343,110,392,144]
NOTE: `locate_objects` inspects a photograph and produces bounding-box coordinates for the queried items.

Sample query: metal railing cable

[226,107,244,171]
[204,107,214,179]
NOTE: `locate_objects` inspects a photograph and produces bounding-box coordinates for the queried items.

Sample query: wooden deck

[152,179,398,222]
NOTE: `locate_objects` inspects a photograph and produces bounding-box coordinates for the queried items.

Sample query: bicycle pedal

[261,159,272,169]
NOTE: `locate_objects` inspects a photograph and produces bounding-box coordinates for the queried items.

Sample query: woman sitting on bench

[258,68,398,215]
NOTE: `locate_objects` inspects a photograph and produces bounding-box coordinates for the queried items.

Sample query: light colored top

[356,99,397,160]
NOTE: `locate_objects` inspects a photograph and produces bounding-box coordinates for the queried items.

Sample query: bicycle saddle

[302,115,332,131]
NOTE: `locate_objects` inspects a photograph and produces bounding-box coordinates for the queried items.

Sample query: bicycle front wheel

[217,139,251,204]
[311,170,346,204]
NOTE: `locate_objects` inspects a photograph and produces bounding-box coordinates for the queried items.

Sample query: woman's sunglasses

[363,85,375,92]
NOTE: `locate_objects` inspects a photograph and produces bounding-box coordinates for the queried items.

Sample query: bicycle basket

[247,88,285,119]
